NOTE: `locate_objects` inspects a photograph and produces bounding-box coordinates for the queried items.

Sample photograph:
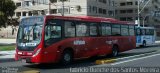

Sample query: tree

[0,0,17,28]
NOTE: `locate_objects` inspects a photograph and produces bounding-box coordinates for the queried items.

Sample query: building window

[127,2,133,5]
[127,17,133,21]
[16,12,21,17]
[120,10,126,14]
[98,8,103,14]
[22,12,27,16]
[50,0,57,3]
[51,9,57,14]
[135,1,138,5]
[92,6,97,13]
[16,2,21,7]
[108,11,114,16]
[89,6,92,13]
[25,1,30,6]
[127,9,133,13]
[58,8,70,14]
[103,9,106,14]
[99,0,106,4]
[120,17,126,21]
[120,2,126,6]
[59,0,69,2]
[28,11,32,16]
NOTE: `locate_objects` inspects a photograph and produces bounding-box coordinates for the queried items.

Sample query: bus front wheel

[61,50,73,65]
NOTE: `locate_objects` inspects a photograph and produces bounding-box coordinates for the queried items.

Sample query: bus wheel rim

[64,53,71,62]
[113,48,118,56]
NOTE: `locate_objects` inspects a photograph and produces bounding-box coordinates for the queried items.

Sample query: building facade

[0,0,115,38]
[114,0,160,39]
[13,0,116,18]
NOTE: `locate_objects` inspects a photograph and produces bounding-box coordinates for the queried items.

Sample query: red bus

[15,15,136,64]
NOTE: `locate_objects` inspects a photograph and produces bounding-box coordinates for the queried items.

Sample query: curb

[95,59,117,64]
[19,70,40,73]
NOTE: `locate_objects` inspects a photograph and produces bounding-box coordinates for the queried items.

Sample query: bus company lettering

[74,40,86,45]
[106,40,118,45]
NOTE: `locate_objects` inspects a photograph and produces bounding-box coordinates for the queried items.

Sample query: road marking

[116,51,157,60]
[19,70,40,73]
[95,51,157,65]
[111,53,160,65]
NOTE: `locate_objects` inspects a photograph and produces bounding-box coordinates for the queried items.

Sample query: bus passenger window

[90,23,98,36]
[121,25,129,36]
[64,21,75,37]
[101,23,111,36]
[141,29,145,35]
[76,22,89,37]
[112,24,121,36]
[129,26,135,36]
[136,29,141,35]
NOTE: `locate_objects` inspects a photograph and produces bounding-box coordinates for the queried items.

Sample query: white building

[13,0,116,18]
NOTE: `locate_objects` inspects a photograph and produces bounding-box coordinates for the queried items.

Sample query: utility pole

[137,0,151,27]
[138,0,140,27]
[48,1,51,15]
[62,0,64,16]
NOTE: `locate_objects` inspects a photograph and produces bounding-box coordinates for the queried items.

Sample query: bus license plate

[22,59,26,63]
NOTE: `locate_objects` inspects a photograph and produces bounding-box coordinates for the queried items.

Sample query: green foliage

[0,0,17,28]
[0,45,15,51]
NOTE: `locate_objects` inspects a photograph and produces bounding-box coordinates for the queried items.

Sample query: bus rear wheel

[143,41,146,47]
[61,50,73,65]
[112,46,119,57]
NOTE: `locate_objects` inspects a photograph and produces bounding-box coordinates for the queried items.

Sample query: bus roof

[20,15,135,25]
[44,15,135,25]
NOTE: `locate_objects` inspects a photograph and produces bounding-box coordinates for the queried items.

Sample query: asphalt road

[0,45,160,73]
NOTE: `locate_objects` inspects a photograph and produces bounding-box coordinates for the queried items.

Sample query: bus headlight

[32,49,41,57]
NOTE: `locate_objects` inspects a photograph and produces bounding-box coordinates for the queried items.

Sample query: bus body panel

[15,15,136,64]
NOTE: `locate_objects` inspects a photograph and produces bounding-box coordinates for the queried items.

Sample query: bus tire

[61,50,73,65]
[111,45,119,57]
[143,41,146,47]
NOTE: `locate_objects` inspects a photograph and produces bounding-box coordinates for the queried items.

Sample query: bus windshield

[17,17,44,50]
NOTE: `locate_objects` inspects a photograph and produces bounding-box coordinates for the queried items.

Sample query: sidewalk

[0,50,15,59]
[0,39,16,45]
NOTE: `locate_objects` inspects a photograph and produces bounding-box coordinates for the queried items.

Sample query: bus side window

[129,26,135,36]
[121,25,129,36]
[89,23,98,36]
[141,29,145,35]
[76,22,89,37]
[101,23,111,36]
[112,24,121,36]
[146,29,150,35]
[136,29,141,35]
[64,21,75,37]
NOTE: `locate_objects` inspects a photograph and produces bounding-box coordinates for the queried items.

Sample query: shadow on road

[0,58,15,63]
